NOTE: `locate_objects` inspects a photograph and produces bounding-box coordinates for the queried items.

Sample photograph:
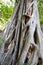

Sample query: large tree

[0,0,43,65]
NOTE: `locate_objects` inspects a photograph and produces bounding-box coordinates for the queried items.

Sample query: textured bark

[0,0,43,65]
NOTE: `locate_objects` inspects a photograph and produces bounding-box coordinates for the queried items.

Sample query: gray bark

[0,0,43,65]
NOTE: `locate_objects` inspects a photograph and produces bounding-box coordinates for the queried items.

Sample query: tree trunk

[0,0,43,65]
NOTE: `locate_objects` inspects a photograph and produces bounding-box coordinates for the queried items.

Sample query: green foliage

[38,0,43,24]
[15,0,19,3]
[23,63,28,65]
[0,2,14,21]
[0,1,14,31]
[40,19,43,24]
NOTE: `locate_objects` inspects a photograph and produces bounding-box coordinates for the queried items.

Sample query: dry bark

[0,0,43,65]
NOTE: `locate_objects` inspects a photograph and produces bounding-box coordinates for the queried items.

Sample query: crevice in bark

[34,27,39,45]
[37,57,42,65]
[24,43,35,63]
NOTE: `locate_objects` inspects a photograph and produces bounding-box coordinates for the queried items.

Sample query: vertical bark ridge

[0,0,43,65]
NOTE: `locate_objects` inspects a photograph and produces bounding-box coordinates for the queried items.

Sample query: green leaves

[0,3,14,21]
[23,63,28,65]
[38,0,43,24]
[0,1,14,31]
[15,0,19,3]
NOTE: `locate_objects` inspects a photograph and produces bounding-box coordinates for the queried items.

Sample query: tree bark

[0,0,43,65]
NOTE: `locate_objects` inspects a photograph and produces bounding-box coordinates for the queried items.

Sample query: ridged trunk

[0,0,43,65]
